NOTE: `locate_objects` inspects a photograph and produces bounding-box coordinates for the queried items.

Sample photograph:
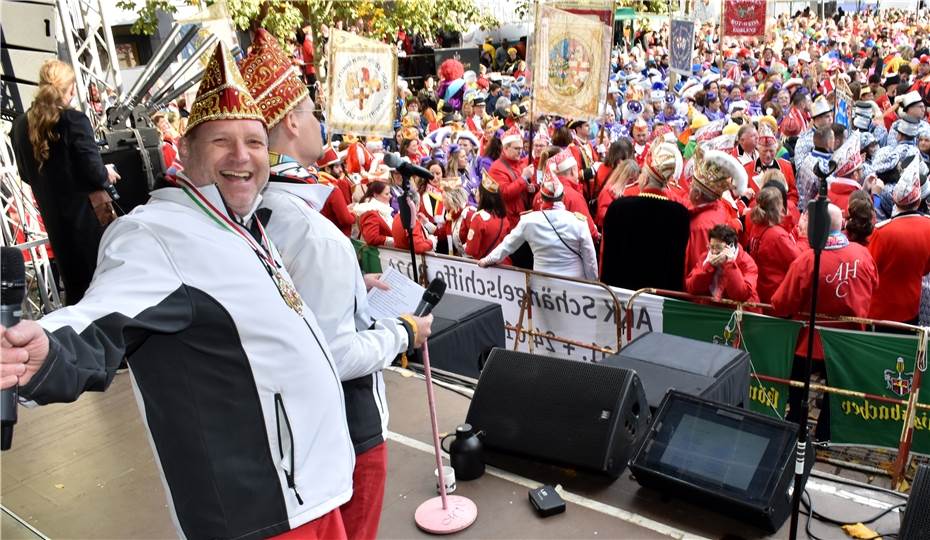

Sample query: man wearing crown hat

[867,155,930,324]
[601,142,691,291]
[793,96,834,166]
[0,42,415,539]
[686,145,748,274]
[479,176,597,280]
[241,30,432,539]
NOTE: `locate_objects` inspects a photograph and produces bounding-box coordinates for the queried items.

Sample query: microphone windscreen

[1,247,25,305]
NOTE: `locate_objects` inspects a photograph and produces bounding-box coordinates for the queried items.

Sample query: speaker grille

[466,349,643,474]
[901,464,930,540]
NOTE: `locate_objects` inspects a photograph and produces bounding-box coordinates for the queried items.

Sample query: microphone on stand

[383,152,434,181]
[415,278,446,318]
[1,247,26,451]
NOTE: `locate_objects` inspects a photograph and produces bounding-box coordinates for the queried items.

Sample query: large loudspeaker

[900,464,930,540]
[601,332,751,411]
[629,391,812,532]
[465,349,650,478]
[99,128,167,214]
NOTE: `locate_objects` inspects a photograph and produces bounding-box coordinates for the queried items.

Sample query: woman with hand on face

[686,224,760,303]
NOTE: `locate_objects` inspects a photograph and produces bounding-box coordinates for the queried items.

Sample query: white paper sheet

[366,267,425,320]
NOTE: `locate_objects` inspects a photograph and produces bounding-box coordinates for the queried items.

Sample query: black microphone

[383,152,434,181]
[414,278,446,317]
[1,247,25,451]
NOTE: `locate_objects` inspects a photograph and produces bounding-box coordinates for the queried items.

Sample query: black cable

[802,489,904,540]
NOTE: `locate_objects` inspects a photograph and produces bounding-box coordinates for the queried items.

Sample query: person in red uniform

[747,185,801,303]
[354,181,395,247]
[686,146,748,274]
[316,144,353,204]
[595,159,640,229]
[531,147,598,240]
[487,125,534,226]
[465,175,513,265]
[771,204,879,440]
[867,158,930,324]
[632,118,651,167]
[745,123,799,229]
[433,178,475,256]
[686,224,760,302]
[391,189,435,253]
[487,125,534,268]
[826,132,866,217]
[567,119,596,198]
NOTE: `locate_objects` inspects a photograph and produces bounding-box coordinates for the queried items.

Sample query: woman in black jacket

[11,60,120,305]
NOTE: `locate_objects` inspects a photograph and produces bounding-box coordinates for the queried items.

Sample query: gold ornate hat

[187,41,265,132]
[692,145,748,197]
[240,28,309,129]
[480,172,499,193]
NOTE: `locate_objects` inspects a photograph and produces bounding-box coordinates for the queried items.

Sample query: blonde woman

[11,59,120,305]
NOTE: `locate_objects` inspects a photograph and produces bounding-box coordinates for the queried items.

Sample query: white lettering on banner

[378,249,665,362]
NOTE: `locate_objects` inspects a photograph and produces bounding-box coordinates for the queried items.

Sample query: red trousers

[340,442,388,540]
[270,508,345,540]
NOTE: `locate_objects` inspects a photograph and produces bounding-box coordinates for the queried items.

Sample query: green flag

[662,299,799,417]
[820,328,930,454]
[352,239,382,274]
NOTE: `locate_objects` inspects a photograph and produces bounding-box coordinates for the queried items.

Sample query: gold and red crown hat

[240,29,310,129]
[187,41,266,132]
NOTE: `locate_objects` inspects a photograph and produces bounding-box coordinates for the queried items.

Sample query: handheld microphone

[383,152,434,181]
[1,247,25,451]
[414,278,446,317]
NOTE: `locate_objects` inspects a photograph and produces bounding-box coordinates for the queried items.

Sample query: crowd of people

[4,5,930,538]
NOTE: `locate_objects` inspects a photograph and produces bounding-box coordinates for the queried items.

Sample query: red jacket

[867,212,930,322]
[391,215,433,253]
[771,238,879,359]
[827,178,860,217]
[686,200,732,274]
[465,210,512,264]
[747,223,801,303]
[595,185,619,230]
[685,248,760,303]
[359,210,392,247]
[487,156,529,226]
[320,188,354,236]
[319,171,353,207]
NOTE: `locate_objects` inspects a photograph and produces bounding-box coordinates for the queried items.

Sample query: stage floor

[1,369,908,539]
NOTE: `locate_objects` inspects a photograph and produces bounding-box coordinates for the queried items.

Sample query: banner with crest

[326,30,397,138]
[531,5,610,120]
[722,0,767,38]
[821,328,930,454]
[669,18,695,77]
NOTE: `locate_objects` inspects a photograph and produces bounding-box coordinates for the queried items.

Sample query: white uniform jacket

[20,184,354,539]
[261,182,410,454]
[486,206,598,280]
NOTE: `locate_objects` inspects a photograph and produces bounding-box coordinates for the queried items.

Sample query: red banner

[722,0,767,37]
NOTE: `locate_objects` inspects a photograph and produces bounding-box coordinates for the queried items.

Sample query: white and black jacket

[19,185,355,539]
[261,181,411,455]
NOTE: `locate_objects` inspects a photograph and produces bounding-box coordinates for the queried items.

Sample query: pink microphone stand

[414,339,478,534]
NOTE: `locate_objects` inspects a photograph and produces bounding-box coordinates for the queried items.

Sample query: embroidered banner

[326,30,397,138]
[722,0,767,38]
[669,18,695,77]
[532,5,611,120]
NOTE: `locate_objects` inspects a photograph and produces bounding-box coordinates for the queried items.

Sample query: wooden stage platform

[0,369,908,539]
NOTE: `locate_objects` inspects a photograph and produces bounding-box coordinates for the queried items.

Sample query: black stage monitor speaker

[465,349,650,478]
[900,464,930,540]
[100,128,166,214]
[629,391,813,533]
[602,332,751,411]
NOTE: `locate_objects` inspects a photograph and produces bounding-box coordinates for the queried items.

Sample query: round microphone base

[414,495,478,534]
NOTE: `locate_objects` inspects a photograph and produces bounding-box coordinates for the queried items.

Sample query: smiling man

[0,43,357,539]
